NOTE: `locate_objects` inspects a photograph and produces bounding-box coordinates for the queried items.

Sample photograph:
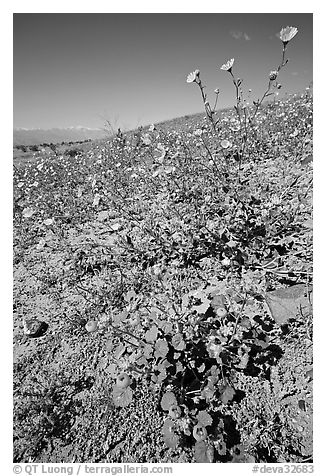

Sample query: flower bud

[269,70,278,81]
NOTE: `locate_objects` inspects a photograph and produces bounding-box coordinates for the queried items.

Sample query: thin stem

[196,78,217,134]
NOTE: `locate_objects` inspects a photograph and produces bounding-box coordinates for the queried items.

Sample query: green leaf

[112,386,133,408]
[154,338,169,359]
[107,363,117,377]
[144,325,159,343]
[125,289,136,302]
[171,333,186,351]
[220,385,235,404]
[113,310,128,324]
[211,294,227,311]
[157,369,167,383]
[264,284,312,325]
[194,441,214,463]
[161,391,177,411]
[176,361,184,373]
[143,344,153,358]
[160,321,173,334]
[197,410,213,427]
[162,419,180,449]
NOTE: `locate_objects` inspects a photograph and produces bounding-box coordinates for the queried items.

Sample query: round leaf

[161,391,177,411]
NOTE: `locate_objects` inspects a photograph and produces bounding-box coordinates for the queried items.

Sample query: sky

[13,13,313,131]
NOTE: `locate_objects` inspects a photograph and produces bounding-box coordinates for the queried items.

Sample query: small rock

[23,318,48,338]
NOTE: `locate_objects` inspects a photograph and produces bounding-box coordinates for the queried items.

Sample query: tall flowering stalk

[220,58,243,127]
[218,26,298,174]
[185,25,299,180]
[250,26,298,122]
[186,69,219,134]
[220,58,249,172]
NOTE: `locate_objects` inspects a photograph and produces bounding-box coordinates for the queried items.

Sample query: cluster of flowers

[186,26,298,106]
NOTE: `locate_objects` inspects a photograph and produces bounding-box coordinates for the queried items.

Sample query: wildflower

[221,139,232,149]
[186,70,200,83]
[36,238,46,250]
[271,195,282,206]
[269,70,278,81]
[222,257,231,267]
[279,26,298,45]
[220,58,234,72]
[22,207,35,218]
[92,194,100,206]
[214,88,220,94]
[44,218,54,226]
[231,123,240,132]
[207,342,223,361]
[179,417,191,433]
[141,134,152,145]
[152,264,162,276]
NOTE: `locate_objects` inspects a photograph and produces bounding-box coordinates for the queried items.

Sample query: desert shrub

[16,144,28,152]
[66,148,80,158]
[29,145,39,152]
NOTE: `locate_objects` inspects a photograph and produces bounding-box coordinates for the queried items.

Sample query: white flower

[220,58,234,71]
[279,26,298,45]
[141,134,151,145]
[22,207,35,218]
[222,257,231,267]
[221,139,232,149]
[44,218,54,226]
[36,238,46,250]
[231,122,240,132]
[152,264,162,276]
[186,70,200,83]
[92,194,100,206]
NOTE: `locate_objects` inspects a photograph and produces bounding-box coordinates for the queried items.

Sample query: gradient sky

[13,13,313,131]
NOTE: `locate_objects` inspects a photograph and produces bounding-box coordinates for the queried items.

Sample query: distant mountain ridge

[13,127,107,146]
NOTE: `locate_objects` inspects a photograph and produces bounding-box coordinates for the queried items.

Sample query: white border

[3,3,323,475]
